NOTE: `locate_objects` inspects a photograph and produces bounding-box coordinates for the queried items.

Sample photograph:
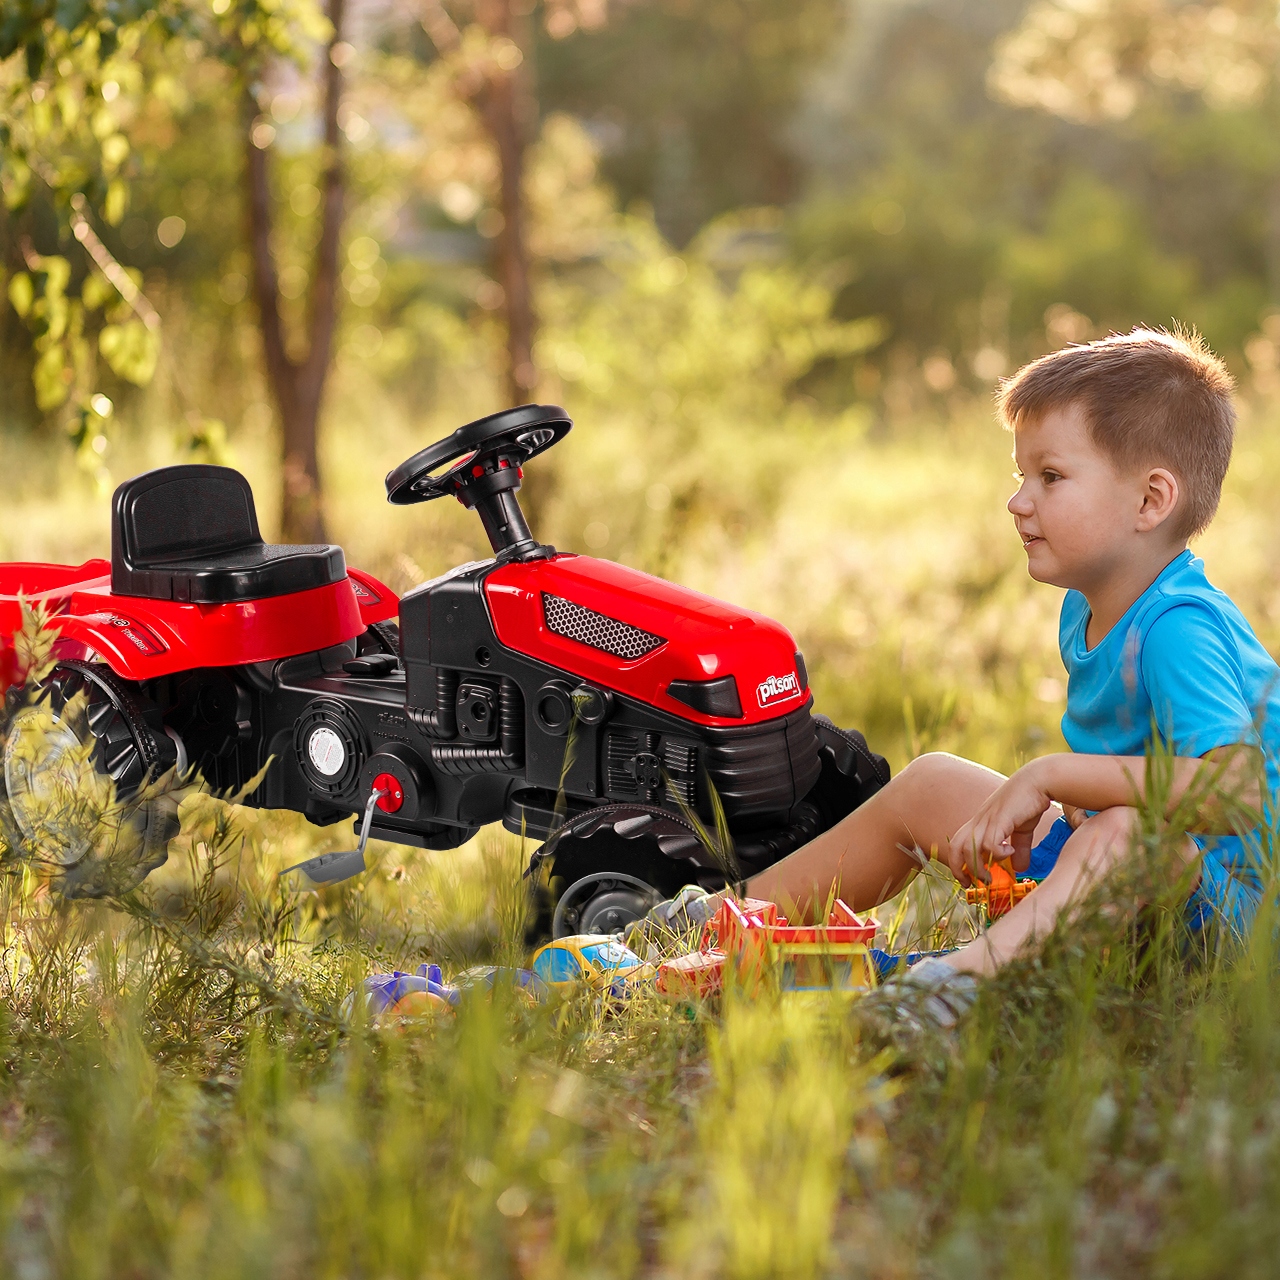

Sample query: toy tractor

[0,405,888,935]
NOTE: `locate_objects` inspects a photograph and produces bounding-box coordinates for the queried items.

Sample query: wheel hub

[4,704,104,865]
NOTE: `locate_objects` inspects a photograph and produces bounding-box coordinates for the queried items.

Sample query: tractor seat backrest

[112,464,348,604]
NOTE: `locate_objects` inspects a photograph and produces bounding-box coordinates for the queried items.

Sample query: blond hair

[997,328,1236,539]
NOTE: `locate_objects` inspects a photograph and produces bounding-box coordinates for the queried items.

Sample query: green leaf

[1,157,31,212]
[81,273,114,311]
[100,133,129,173]
[40,256,71,298]
[104,178,127,225]
[8,272,33,318]
[99,319,159,385]
[33,345,69,411]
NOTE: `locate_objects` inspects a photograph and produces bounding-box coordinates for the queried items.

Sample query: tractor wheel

[527,803,730,941]
[3,661,181,897]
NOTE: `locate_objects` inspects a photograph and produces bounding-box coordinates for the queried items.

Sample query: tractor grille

[542,594,666,661]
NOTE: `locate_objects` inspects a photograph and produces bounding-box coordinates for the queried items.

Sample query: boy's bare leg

[943,806,1201,977]
[744,752,1061,919]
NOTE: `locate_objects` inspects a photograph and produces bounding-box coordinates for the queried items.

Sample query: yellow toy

[529,934,655,997]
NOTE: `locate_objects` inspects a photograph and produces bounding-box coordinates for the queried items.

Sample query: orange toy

[656,896,878,999]
[965,859,1036,918]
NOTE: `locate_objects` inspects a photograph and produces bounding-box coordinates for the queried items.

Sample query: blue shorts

[1021,816,1261,943]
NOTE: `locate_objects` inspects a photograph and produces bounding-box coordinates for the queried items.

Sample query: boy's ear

[1137,467,1180,533]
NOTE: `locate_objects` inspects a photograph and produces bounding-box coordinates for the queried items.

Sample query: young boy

[640,329,1278,1020]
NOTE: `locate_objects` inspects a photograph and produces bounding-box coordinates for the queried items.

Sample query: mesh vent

[542,594,666,660]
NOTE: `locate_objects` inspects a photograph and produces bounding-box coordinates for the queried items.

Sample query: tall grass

[0,383,1278,1272]
[1,796,1275,1277]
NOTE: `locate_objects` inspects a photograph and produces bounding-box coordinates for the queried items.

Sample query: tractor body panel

[484,554,807,728]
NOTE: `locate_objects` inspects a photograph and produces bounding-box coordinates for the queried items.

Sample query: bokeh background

[6,0,1280,776]
[8,9,1280,1276]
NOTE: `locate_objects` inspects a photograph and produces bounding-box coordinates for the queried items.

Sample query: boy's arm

[947,746,1262,888]
[1031,747,1261,826]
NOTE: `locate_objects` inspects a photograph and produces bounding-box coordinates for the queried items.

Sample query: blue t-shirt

[1060,549,1280,886]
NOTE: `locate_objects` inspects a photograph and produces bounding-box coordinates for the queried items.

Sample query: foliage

[0,0,328,455]
[992,0,1280,123]
[790,0,1280,405]
[536,0,846,244]
[9,0,1280,442]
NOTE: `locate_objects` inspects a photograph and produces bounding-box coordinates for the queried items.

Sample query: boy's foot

[876,956,979,1031]
[856,958,979,1070]
[624,885,718,957]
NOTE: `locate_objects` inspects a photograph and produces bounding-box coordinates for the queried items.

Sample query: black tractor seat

[111,464,347,604]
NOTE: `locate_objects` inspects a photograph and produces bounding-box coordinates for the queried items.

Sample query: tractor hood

[484,553,808,727]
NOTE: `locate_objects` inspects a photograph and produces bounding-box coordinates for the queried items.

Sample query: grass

[0,391,1279,1275]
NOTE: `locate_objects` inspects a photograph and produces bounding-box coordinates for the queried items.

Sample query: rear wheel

[3,662,181,897]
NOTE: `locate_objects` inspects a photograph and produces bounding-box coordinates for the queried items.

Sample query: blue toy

[348,962,548,1021]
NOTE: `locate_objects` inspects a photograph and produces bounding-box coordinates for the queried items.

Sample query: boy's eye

[1042,470,1061,484]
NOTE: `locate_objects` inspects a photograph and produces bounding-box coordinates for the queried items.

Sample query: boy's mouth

[1019,531,1044,550]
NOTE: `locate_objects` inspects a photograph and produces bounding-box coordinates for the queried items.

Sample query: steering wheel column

[456,456,538,557]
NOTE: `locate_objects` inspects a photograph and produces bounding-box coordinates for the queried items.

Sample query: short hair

[997,328,1236,539]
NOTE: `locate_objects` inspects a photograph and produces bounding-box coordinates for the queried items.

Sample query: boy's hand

[946,761,1053,887]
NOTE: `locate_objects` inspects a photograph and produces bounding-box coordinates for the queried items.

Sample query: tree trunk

[418,0,538,407]
[475,0,537,406]
[244,0,347,543]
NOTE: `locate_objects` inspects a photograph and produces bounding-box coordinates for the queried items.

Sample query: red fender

[0,560,398,682]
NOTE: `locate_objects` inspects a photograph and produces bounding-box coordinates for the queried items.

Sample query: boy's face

[1008,403,1176,592]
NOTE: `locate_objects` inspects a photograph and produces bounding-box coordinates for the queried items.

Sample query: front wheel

[3,662,181,897]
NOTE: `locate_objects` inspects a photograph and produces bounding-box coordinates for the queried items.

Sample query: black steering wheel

[385,404,572,506]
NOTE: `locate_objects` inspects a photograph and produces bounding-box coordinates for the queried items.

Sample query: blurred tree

[0,2,180,461]
[537,0,845,245]
[788,0,1275,410]
[239,0,347,541]
[1,0,348,539]
[418,0,541,405]
[991,0,1280,300]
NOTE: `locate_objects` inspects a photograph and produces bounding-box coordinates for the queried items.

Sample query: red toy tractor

[0,405,888,934]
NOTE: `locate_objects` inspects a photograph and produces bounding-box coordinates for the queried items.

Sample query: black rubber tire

[524,806,729,943]
[2,662,181,897]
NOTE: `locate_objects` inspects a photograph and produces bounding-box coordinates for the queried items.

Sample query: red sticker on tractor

[349,576,382,605]
[756,671,801,709]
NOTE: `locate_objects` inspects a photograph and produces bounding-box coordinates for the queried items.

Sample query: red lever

[372,772,404,813]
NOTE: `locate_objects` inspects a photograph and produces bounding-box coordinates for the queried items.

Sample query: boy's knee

[1057,806,1138,872]
[899,751,981,788]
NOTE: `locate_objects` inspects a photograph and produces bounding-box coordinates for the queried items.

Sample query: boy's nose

[1007,485,1033,517]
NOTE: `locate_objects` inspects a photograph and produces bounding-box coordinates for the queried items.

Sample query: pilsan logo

[756,671,801,709]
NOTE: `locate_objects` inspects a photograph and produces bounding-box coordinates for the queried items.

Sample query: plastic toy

[656,896,878,999]
[0,404,889,930]
[350,963,459,1019]
[965,859,1036,918]
[348,962,548,1021]
[529,933,654,997]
